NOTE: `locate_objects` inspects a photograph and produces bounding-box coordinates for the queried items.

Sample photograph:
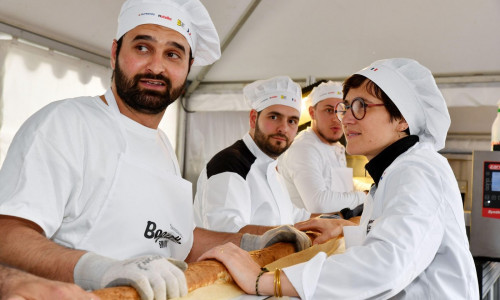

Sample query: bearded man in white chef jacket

[194,76,313,234]
[278,81,366,213]
[0,1,311,299]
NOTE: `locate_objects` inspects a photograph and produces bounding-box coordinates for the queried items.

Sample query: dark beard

[316,127,341,144]
[114,60,185,114]
[254,120,291,158]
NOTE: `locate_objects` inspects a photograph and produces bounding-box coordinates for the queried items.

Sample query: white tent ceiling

[1,0,499,85]
[1,0,499,178]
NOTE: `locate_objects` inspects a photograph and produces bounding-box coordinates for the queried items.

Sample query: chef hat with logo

[116,0,221,66]
[356,58,450,150]
[306,81,343,107]
[243,76,302,114]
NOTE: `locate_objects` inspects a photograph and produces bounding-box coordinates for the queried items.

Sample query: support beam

[0,21,110,67]
[183,0,262,99]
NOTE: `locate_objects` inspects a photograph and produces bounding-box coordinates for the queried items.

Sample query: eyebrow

[132,35,187,54]
[268,111,300,121]
[344,97,364,103]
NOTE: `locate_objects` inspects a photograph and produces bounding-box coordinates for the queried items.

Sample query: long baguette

[93,242,296,299]
[92,218,359,299]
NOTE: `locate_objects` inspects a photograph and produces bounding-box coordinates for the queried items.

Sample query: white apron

[330,167,354,192]
[77,89,194,261]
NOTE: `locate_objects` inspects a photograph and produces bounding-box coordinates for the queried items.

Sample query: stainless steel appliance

[471,151,500,259]
[470,151,500,299]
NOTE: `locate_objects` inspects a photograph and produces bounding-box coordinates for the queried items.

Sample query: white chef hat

[306,81,343,107]
[243,76,302,113]
[116,0,221,66]
[356,58,450,150]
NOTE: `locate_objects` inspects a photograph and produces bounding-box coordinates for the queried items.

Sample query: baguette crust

[93,220,358,299]
[93,242,296,299]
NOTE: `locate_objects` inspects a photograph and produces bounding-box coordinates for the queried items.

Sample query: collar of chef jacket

[242,132,275,164]
[365,135,419,186]
[303,127,347,165]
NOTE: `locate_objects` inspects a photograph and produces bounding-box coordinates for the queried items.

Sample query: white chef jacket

[193,133,311,232]
[0,90,194,260]
[278,128,365,213]
[283,140,479,299]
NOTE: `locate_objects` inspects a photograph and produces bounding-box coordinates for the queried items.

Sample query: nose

[341,106,356,125]
[146,53,166,75]
[276,119,288,134]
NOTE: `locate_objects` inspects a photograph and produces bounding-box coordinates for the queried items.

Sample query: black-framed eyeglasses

[334,97,385,121]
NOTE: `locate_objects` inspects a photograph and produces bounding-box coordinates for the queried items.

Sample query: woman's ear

[398,118,409,132]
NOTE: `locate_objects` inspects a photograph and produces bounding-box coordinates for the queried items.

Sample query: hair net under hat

[355,58,450,150]
[307,81,343,107]
[244,76,302,114]
[116,0,221,66]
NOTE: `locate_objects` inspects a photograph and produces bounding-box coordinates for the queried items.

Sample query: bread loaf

[93,242,296,299]
[93,217,358,299]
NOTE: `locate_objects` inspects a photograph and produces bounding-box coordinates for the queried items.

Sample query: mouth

[271,135,287,142]
[345,130,361,139]
[139,79,166,90]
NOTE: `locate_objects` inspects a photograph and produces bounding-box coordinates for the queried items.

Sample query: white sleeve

[283,164,445,299]
[197,172,252,233]
[281,144,365,213]
[0,108,82,237]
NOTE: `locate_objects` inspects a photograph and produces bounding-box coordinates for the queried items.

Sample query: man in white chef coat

[278,81,366,213]
[0,1,310,299]
[193,76,313,234]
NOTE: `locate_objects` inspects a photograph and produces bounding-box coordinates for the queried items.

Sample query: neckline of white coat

[104,88,159,138]
[243,133,275,164]
[301,127,345,157]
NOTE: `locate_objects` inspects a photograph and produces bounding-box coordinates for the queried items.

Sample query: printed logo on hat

[135,12,192,38]
[261,94,297,103]
[158,14,172,21]
[370,67,379,71]
[175,19,192,36]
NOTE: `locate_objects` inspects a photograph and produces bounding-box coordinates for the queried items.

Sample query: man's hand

[0,264,98,300]
[295,218,357,245]
[240,225,311,252]
[74,252,187,300]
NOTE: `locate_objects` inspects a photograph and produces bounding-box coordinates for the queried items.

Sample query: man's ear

[111,39,118,70]
[308,106,315,120]
[249,109,258,129]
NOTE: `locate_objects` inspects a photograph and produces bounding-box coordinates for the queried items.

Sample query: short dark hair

[343,74,410,134]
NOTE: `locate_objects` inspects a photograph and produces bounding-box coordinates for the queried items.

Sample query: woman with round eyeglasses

[198,58,479,299]
[334,97,385,122]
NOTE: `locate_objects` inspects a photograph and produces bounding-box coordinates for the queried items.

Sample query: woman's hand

[197,242,261,294]
[295,218,357,245]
